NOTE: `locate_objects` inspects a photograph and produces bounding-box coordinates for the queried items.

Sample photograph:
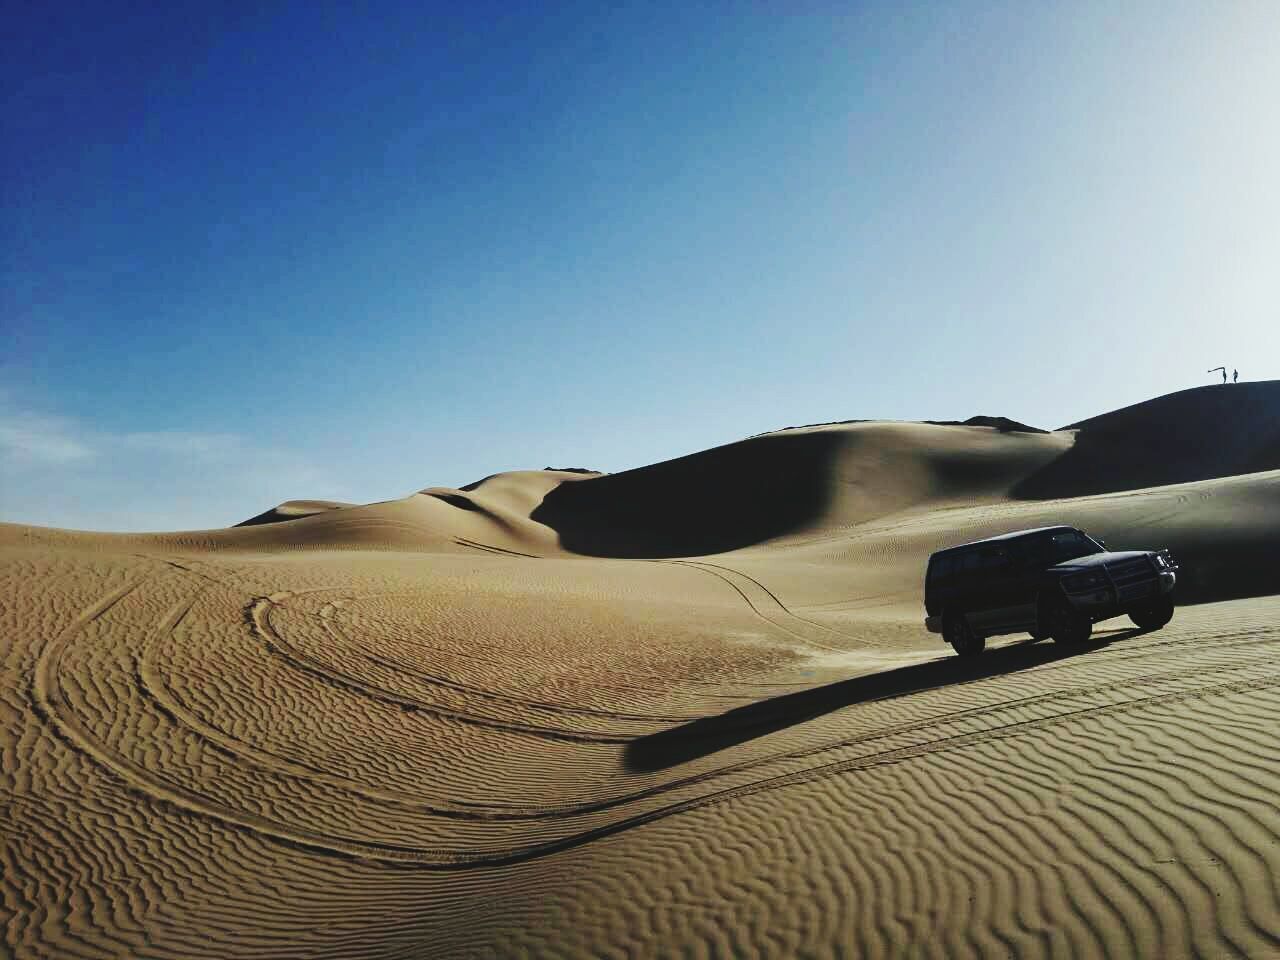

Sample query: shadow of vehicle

[625,629,1140,772]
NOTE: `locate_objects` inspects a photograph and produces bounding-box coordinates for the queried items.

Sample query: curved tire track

[36,566,1280,874]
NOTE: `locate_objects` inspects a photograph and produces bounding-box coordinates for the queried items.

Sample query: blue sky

[4,1,1278,530]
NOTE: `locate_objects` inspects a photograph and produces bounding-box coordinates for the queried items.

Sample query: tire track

[138,580,1280,840]
[451,536,858,650]
[452,537,542,559]
[101,667,1280,869]
[250,595,636,744]
[32,566,1280,872]
[315,599,701,724]
[141,620,1280,827]
[662,560,847,652]
[138,589,612,821]
[31,575,151,727]
[245,589,1280,822]
[297,586,810,695]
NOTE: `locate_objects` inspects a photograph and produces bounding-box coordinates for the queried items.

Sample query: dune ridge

[4,383,1280,958]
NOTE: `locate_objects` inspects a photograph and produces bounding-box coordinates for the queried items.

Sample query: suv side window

[977,545,1009,570]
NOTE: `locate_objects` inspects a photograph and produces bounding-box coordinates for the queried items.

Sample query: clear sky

[4,1,1278,531]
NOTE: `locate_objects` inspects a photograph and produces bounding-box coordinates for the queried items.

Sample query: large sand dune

[4,383,1280,958]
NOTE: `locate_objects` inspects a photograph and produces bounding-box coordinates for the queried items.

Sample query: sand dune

[3,383,1280,958]
[1015,381,1280,498]
[235,499,356,527]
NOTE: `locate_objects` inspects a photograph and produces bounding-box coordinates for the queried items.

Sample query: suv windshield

[1019,529,1103,566]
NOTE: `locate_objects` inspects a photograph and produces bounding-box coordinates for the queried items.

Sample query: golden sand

[4,385,1279,958]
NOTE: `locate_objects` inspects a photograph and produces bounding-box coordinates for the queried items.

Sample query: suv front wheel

[1130,596,1174,631]
[943,612,986,658]
[1043,595,1092,645]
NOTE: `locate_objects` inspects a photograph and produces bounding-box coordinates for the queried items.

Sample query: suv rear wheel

[1043,596,1092,645]
[943,612,985,658]
[1130,597,1174,631]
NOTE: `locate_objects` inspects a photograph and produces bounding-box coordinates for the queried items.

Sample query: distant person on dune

[1208,366,1226,383]
[1233,368,1239,383]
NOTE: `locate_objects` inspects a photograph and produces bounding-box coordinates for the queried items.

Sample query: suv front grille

[1107,556,1155,599]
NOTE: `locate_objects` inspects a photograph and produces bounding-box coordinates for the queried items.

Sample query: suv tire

[943,612,986,658]
[1129,597,1174,631]
[1043,596,1092,645]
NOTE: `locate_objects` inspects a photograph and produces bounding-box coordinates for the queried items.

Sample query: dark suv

[924,525,1177,656]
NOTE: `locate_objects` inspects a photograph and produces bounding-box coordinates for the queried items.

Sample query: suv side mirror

[1098,539,1107,549]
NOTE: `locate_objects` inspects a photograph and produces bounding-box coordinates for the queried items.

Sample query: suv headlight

[1153,554,1168,568]
[1063,571,1107,591]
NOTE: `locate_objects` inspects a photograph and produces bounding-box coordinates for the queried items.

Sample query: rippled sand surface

[5,393,1280,958]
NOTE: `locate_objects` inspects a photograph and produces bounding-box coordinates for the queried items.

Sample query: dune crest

[235,499,356,527]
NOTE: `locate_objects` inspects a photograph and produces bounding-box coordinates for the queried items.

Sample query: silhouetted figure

[1233,368,1239,383]
[1208,366,1226,383]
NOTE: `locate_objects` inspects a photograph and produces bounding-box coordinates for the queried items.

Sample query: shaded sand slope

[4,386,1280,959]
[528,423,1072,557]
[1014,380,1280,498]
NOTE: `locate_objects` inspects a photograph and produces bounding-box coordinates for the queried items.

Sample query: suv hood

[1048,550,1148,572]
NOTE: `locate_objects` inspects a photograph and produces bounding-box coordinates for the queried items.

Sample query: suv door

[967,543,1014,633]
[1001,538,1043,632]
[944,549,981,625]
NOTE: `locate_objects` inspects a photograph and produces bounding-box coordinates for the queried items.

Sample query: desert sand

[3,382,1279,958]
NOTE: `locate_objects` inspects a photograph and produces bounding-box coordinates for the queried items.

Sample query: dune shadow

[427,491,488,513]
[1165,542,1280,606]
[530,431,847,558]
[1013,381,1280,500]
[625,631,1139,772]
